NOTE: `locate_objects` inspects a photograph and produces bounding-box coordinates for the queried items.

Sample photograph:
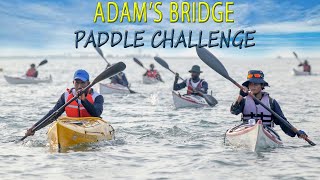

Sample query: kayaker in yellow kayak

[26,64,38,77]
[174,65,208,96]
[230,70,308,139]
[25,69,104,136]
[144,64,164,82]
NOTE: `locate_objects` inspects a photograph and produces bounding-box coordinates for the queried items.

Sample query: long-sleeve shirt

[230,97,296,137]
[173,77,208,94]
[34,90,104,129]
[110,73,129,86]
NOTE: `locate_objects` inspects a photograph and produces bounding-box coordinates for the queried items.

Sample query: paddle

[20,62,126,141]
[196,47,316,146]
[154,56,218,107]
[293,52,302,64]
[95,46,111,67]
[95,46,136,93]
[133,57,148,70]
[36,59,48,68]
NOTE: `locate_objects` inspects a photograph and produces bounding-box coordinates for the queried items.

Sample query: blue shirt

[110,73,129,86]
[34,89,104,129]
[230,97,296,137]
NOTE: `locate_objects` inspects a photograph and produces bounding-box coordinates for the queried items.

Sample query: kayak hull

[99,83,130,94]
[225,120,282,152]
[142,76,159,84]
[292,68,312,76]
[4,75,52,84]
[47,117,115,149]
[172,91,208,109]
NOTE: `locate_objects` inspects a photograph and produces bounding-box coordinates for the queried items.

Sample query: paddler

[173,65,208,95]
[25,69,104,136]
[144,64,164,82]
[230,70,308,139]
[298,60,311,73]
[110,71,129,87]
[25,64,38,77]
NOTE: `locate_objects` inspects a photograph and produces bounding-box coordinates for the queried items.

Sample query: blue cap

[73,69,89,81]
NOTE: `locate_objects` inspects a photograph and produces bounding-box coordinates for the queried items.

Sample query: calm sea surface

[0,56,319,180]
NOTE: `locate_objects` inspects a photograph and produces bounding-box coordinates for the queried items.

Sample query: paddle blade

[293,52,298,59]
[95,46,110,65]
[196,47,230,80]
[133,57,145,68]
[203,94,218,107]
[95,46,104,58]
[92,62,126,85]
[38,59,48,66]
[154,56,170,70]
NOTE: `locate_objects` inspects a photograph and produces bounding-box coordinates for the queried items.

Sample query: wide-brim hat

[242,70,269,87]
[188,65,202,73]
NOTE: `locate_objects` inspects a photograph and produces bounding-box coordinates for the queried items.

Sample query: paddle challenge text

[75,1,256,49]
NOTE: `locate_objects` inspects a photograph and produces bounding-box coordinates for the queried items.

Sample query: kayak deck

[172,91,208,109]
[47,117,115,149]
[225,120,282,152]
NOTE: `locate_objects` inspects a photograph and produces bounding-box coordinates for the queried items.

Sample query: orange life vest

[26,68,37,77]
[64,88,94,117]
[146,70,159,78]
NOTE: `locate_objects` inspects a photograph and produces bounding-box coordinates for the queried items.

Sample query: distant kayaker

[144,64,164,82]
[25,69,104,136]
[173,65,208,95]
[110,71,129,87]
[298,60,311,73]
[230,70,308,139]
[26,64,38,77]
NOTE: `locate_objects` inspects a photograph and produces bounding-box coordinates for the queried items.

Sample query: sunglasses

[247,73,263,79]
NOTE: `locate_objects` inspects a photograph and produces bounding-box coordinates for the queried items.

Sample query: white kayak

[292,68,312,76]
[4,75,52,84]
[99,83,130,94]
[142,76,160,84]
[225,120,282,152]
[172,91,209,109]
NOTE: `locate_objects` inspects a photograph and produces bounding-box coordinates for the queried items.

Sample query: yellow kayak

[47,117,115,149]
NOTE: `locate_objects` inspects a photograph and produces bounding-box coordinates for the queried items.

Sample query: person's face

[248,82,263,94]
[150,65,154,70]
[191,72,200,79]
[73,79,90,91]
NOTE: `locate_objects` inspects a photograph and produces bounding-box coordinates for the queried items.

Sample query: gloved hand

[175,73,179,81]
[297,130,308,139]
[25,126,35,136]
[239,89,248,97]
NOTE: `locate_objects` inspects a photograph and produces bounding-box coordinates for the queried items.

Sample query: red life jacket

[303,64,311,72]
[146,70,159,78]
[64,88,95,117]
[26,68,37,77]
[186,78,203,95]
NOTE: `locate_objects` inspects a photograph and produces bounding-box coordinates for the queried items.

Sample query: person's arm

[230,98,245,115]
[34,71,38,78]
[81,95,104,117]
[199,81,208,94]
[143,71,148,76]
[122,74,129,86]
[272,99,296,137]
[33,93,66,129]
[173,76,187,91]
